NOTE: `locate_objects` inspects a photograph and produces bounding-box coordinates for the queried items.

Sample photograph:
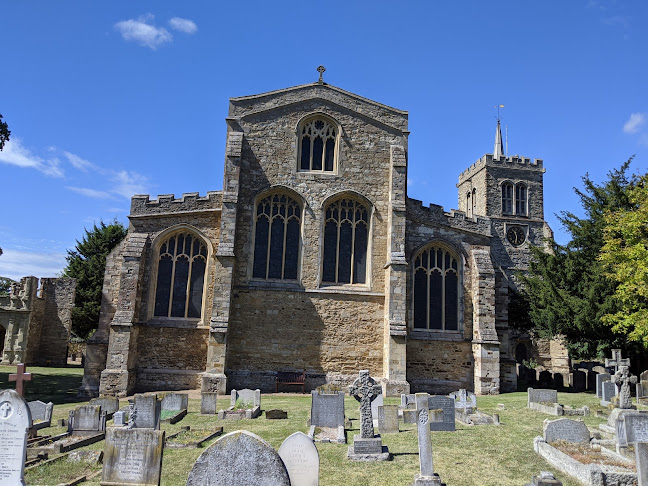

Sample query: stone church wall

[406,338,473,393]
[226,289,384,391]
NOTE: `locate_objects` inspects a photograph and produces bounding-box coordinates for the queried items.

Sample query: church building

[79,72,555,398]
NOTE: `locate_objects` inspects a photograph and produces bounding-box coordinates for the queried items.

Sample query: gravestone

[201,392,218,415]
[605,348,629,375]
[89,396,120,418]
[0,389,32,486]
[601,381,617,406]
[223,389,261,419]
[616,413,648,486]
[186,430,290,486]
[161,393,188,412]
[410,397,443,486]
[27,400,53,431]
[449,389,476,413]
[68,405,106,436]
[377,405,399,434]
[638,371,648,401]
[570,370,586,392]
[371,393,383,428]
[596,373,611,398]
[403,408,418,424]
[526,471,564,486]
[310,391,344,428]
[427,396,456,432]
[132,393,161,429]
[266,409,288,420]
[113,410,127,426]
[612,365,637,409]
[543,418,590,444]
[401,394,415,409]
[527,388,558,406]
[102,428,165,486]
[278,431,319,486]
[587,370,597,391]
[538,370,553,388]
[347,370,390,461]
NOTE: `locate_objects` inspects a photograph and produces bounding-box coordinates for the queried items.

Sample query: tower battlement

[130,191,222,216]
[458,154,544,184]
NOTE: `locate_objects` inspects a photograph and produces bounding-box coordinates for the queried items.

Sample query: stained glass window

[299,118,337,172]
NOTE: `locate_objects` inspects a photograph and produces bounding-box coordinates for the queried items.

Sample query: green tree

[0,114,10,150]
[517,160,636,358]
[600,173,648,348]
[63,220,127,338]
[0,276,16,296]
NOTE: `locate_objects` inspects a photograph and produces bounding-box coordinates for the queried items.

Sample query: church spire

[494,119,504,159]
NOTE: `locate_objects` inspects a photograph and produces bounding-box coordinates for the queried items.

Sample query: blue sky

[1,1,647,281]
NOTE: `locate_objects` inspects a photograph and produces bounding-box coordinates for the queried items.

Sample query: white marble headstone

[0,389,32,486]
[278,431,319,486]
[371,393,383,428]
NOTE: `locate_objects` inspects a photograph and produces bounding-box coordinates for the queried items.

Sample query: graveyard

[5,364,648,485]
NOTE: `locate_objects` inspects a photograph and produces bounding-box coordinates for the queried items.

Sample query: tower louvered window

[413,246,459,331]
[502,182,513,215]
[322,198,369,285]
[154,232,207,318]
[252,193,301,280]
[515,184,527,216]
[299,118,337,172]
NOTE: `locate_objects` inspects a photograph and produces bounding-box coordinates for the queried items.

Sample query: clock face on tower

[506,225,526,246]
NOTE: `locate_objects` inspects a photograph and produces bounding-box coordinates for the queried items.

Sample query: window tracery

[299,118,337,172]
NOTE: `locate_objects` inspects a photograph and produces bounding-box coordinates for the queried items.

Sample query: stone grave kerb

[349,370,382,439]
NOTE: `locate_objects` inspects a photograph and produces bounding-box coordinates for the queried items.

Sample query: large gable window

[412,245,460,331]
[322,198,369,285]
[154,232,207,318]
[299,117,338,172]
[252,193,301,280]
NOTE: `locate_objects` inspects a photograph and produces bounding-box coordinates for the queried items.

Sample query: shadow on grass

[0,366,85,405]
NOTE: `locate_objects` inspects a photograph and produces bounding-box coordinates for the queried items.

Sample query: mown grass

[2,365,635,486]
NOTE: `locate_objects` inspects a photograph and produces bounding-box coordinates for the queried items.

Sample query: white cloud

[114,14,172,50]
[0,249,67,281]
[0,138,64,177]
[64,151,94,171]
[168,17,197,34]
[111,170,149,199]
[65,186,115,199]
[624,113,647,134]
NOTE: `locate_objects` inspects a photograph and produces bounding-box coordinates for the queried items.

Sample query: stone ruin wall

[226,289,384,392]
[1,276,75,366]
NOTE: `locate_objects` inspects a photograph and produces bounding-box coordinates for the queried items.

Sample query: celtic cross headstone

[349,370,382,439]
[606,349,630,375]
[612,365,637,409]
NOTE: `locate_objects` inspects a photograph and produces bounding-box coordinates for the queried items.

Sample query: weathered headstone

[278,431,319,486]
[427,396,456,431]
[0,389,32,486]
[161,393,188,412]
[570,369,586,392]
[601,381,617,406]
[186,430,290,486]
[89,396,120,418]
[543,418,590,444]
[266,409,288,420]
[410,398,443,486]
[638,371,648,401]
[377,405,399,434]
[68,404,106,436]
[371,393,383,428]
[401,393,415,409]
[527,388,558,406]
[102,428,165,486]
[605,348,629,375]
[310,390,344,428]
[526,471,563,486]
[132,393,161,429]
[347,370,390,460]
[223,389,261,419]
[596,373,611,398]
[612,365,637,409]
[403,408,418,424]
[113,410,127,426]
[449,389,476,413]
[616,413,648,486]
[27,400,53,431]
[201,392,218,415]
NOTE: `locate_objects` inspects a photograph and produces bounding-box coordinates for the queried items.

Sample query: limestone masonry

[79,77,561,398]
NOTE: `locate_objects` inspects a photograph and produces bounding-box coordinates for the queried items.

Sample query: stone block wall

[406,338,473,393]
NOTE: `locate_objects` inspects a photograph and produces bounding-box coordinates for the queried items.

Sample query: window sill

[295,171,339,178]
[308,286,383,297]
[409,330,466,342]
[142,318,207,329]
[245,280,304,291]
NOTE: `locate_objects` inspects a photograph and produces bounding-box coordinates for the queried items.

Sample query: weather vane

[495,104,504,121]
[317,65,326,84]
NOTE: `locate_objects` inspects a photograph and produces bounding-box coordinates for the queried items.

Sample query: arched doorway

[515,343,528,364]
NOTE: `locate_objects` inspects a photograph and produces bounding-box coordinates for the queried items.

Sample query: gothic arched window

[299,118,338,172]
[412,245,460,331]
[502,182,513,215]
[515,183,527,216]
[322,198,369,285]
[154,232,207,318]
[466,192,472,217]
[472,188,477,216]
[252,193,301,280]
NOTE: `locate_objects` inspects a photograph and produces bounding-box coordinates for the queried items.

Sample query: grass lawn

[0,365,625,486]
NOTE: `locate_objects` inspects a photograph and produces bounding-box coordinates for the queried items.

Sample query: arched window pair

[502,182,527,216]
[466,188,477,217]
[153,232,208,319]
[251,192,369,285]
[412,245,460,331]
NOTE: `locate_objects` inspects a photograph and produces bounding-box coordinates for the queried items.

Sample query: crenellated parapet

[406,198,491,236]
[130,191,222,217]
[458,154,544,184]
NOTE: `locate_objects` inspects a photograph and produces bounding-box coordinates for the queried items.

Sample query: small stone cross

[612,365,637,409]
[605,349,629,374]
[9,363,32,397]
[349,370,382,439]
[317,65,326,84]
[0,401,12,419]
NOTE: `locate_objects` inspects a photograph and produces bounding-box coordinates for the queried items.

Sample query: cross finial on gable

[317,65,326,84]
